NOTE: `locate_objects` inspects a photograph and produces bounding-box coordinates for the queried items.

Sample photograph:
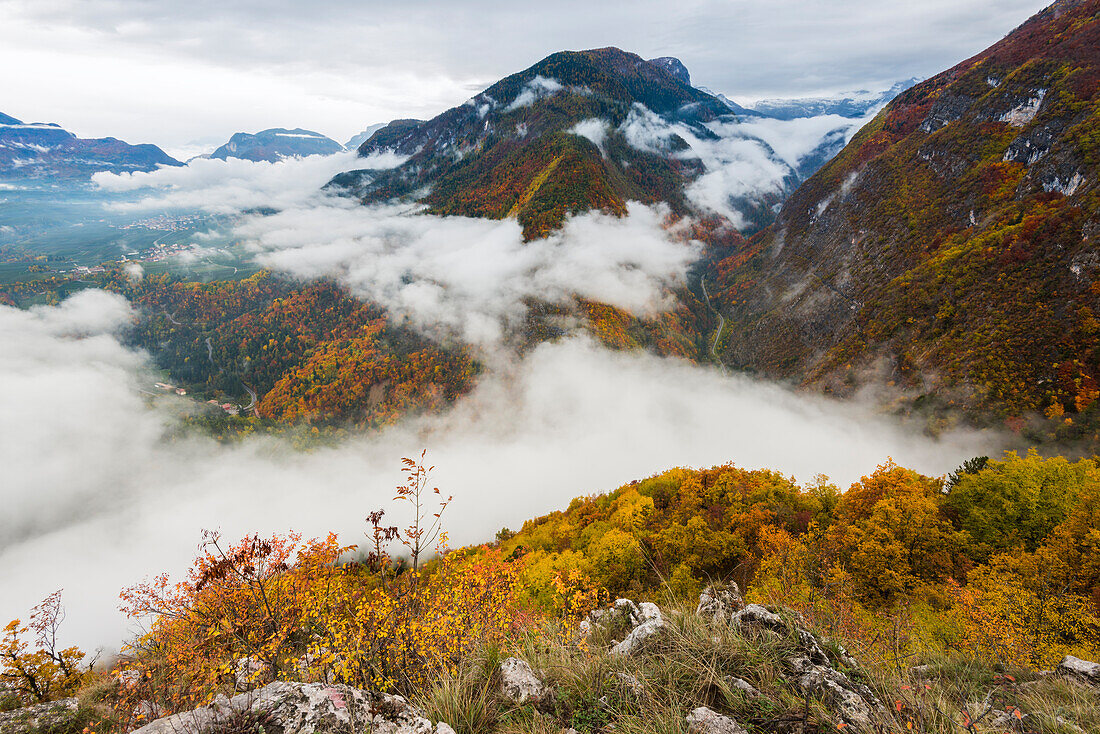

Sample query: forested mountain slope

[710,0,1100,433]
[330,47,799,237]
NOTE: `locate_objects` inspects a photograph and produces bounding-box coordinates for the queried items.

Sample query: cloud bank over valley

[1,288,1005,652]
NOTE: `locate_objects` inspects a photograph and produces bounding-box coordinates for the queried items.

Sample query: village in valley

[152,381,242,416]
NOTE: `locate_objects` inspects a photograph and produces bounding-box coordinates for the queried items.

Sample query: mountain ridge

[210,127,344,162]
[330,47,802,238]
[0,112,181,179]
[706,0,1100,433]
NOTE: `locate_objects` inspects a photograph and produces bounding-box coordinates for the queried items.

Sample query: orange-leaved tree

[1,591,90,705]
[117,453,534,711]
[119,531,347,709]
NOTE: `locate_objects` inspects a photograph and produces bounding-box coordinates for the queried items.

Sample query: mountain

[331,47,802,238]
[744,78,921,120]
[344,123,387,151]
[647,56,691,86]
[708,0,1100,429]
[210,128,344,162]
[0,112,181,180]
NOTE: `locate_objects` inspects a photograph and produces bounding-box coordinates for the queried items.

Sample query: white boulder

[500,657,546,704]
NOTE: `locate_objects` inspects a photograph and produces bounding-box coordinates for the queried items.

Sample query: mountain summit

[331,47,799,238]
[210,128,344,162]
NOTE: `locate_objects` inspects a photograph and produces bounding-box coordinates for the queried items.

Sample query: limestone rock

[115,668,142,689]
[685,706,749,734]
[725,676,760,698]
[731,604,785,631]
[130,682,452,734]
[696,584,744,623]
[234,656,269,692]
[500,657,546,704]
[582,598,666,656]
[580,598,641,638]
[796,628,830,665]
[1057,655,1100,685]
[989,707,1027,730]
[835,644,859,669]
[638,601,662,623]
[0,698,80,734]
[132,700,168,727]
[794,664,884,731]
[610,616,665,656]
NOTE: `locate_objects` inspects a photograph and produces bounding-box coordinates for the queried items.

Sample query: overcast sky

[0,0,1050,157]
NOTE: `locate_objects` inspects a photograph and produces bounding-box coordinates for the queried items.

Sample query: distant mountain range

[0,113,180,180]
[718,79,922,120]
[210,128,345,162]
[344,124,387,151]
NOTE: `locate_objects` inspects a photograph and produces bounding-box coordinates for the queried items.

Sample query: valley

[2,2,1099,733]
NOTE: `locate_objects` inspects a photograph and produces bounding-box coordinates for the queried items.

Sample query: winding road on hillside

[700,276,727,369]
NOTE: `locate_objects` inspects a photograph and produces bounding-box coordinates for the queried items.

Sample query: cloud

[0,1,1049,151]
[93,151,388,213]
[241,201,699,346]
[0,291,1008,652]
[505,75,565,111]
[0,290,161,547]
[569,118,611,156]
[619,105,793,225]
[92,155,702,349]
[730,112,878,170]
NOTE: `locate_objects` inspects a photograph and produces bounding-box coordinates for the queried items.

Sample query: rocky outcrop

[610,615,665,657]
[129,682,454,734]
[725,676,760,698]
[685,705,749,734]
[578,597,667,657]
[1057,655,1100,686]
[731,604,785,631]
[696,584,744,623]
[499,657,546,704]
[789,657,884,732]
[694,590,883,731]
[0,698,81,734]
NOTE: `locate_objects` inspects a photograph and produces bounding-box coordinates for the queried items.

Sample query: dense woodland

[494,452,1100,669]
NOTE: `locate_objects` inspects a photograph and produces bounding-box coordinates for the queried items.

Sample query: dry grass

[414,599,1098,734]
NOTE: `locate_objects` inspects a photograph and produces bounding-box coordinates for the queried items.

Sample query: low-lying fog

[2,150,1008,653]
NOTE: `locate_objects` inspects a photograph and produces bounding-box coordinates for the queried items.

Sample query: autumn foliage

[115,454,535,717]
[491,452,1100,669]
[1,591,89,706]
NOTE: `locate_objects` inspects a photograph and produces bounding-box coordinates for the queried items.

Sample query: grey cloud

[0,1,1050,149]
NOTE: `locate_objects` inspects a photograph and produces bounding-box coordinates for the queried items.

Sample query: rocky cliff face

[0,113,181,180]
[711,0,1100,422]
